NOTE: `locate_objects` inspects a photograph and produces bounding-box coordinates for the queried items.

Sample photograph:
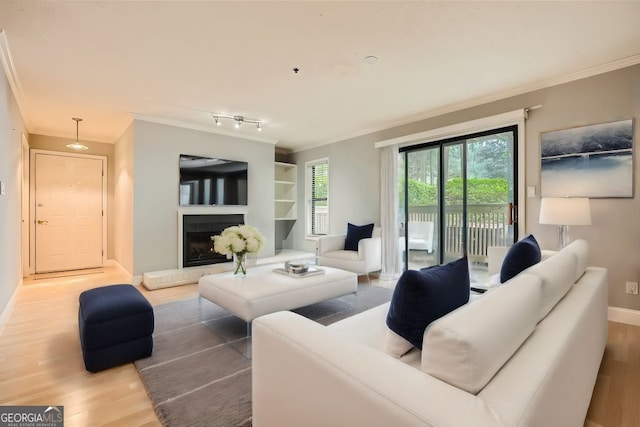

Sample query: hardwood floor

[586,321,640,427]
[0,267,197,426]
[0,267,637,426]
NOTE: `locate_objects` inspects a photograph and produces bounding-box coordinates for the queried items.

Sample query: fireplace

[182,214,244,268]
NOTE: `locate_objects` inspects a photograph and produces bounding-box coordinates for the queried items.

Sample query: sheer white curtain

[379,144,401,280]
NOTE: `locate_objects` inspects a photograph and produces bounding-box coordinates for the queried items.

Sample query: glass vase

[233,252,247,278]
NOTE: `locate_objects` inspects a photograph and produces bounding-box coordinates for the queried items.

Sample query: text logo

[0,406,64,427]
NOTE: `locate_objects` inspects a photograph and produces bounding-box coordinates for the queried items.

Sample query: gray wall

[290,138,380,253]
[290,64,640,310]
[0,63,27,320]
[523,65,639,309]
[113,122,135,275]
[131,120,275,275]
[29,135,116,260]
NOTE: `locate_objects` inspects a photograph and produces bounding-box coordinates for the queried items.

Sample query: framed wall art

[540,119,634,198]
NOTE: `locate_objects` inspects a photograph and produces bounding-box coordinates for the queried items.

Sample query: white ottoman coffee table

[198,264,358,334]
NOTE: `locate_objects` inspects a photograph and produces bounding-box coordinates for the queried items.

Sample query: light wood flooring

[0,266,637,426]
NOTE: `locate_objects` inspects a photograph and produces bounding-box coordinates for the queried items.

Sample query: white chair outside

[408,221,434,253]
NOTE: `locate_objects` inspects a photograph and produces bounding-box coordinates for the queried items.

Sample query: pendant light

[66,117,88,150]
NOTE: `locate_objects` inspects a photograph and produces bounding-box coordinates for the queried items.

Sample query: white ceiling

[1,1,639,152]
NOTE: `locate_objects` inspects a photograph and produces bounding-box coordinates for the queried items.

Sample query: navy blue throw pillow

[386,257,470,349]
[500,234,541,283]
[344,223,374,251]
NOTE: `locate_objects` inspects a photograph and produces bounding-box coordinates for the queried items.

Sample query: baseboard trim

[105,259,133,283]
[608,306,640,326]
[0,279,21,336]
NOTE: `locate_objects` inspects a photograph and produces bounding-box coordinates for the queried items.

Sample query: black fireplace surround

[182,214,244,268]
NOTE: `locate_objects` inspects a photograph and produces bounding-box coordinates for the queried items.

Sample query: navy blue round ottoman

[78,284,154,372]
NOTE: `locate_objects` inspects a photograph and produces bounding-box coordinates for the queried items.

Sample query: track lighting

[211,113,263,131]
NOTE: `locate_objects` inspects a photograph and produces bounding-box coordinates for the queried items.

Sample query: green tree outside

[403,133,512,206]
[405,177,508,206]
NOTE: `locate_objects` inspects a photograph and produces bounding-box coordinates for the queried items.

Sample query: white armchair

[317,227,382,277]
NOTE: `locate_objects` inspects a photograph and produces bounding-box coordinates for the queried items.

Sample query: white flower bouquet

[211,225,265,276]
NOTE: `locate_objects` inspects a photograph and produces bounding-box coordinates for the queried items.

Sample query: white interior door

[34,153,104,273]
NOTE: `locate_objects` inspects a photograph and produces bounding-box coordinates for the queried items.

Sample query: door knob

[37,220,48,225]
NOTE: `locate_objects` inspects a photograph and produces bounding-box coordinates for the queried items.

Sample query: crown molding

[0,31,31,130]
[315,53,640,151]
[374,108,526,149]
[131,113,278,145]
[30,129,114,145]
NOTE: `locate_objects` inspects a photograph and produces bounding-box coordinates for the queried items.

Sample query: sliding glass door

[400,126,518,281]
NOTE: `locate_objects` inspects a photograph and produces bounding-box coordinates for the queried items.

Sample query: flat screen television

[179,154,248,206]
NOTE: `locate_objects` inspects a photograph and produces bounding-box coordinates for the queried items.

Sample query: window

[306,159,329,236]
[399,126,518,275]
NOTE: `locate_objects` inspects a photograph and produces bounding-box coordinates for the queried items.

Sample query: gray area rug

[135,283,393,427]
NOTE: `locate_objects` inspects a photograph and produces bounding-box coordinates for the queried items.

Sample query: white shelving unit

[274,162,297,220]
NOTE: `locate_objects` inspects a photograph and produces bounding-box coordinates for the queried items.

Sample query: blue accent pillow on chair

[386,257,470,349]
[344,223,374,251]
[500,234,541,283]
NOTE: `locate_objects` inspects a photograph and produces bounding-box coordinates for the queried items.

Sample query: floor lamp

[539,198,591,250]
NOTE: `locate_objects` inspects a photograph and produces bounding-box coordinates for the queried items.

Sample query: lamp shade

[539,198,591,226]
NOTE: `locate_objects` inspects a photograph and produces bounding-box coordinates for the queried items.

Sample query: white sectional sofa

[252,240,607,426]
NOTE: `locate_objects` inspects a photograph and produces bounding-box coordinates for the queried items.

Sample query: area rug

[135,283,393,427]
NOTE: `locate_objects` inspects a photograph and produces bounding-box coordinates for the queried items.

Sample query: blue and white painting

[541,119,634,198]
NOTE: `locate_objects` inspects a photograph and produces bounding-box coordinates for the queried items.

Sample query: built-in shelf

[275,162,297,221]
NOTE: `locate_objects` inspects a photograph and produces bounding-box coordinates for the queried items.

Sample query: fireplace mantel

[177,206,248,268]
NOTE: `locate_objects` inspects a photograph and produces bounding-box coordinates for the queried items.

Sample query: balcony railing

[313,204,509,261]
[313,206,329,235]
[407,204,510,261]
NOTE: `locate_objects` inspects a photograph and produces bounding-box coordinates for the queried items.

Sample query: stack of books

[273,261,325,278]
